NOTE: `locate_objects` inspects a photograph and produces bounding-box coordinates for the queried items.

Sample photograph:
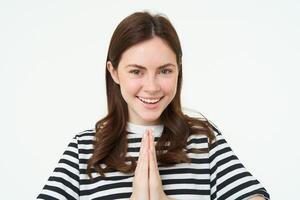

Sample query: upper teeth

[138,97,161,104]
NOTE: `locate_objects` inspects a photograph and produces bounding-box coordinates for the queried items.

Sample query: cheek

[160,77,178,94]
[120,78,142,95]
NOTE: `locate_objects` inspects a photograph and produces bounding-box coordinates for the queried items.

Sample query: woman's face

[107,36,179,125]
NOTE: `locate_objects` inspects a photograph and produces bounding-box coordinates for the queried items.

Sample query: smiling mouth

[137,96,163,104]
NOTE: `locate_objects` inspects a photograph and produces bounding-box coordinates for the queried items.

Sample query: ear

[107,61,120,84]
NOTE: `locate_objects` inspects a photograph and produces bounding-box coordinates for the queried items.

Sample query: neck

[126,121,164,137]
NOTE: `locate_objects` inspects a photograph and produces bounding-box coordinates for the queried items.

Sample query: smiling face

[107,36,179,125]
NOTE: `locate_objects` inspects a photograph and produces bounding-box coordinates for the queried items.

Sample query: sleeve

[37,135,80,200]
[209,124,270,200]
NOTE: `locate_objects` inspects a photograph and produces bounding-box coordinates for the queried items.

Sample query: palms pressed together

[129,129,265,200]
[130,129,176,200]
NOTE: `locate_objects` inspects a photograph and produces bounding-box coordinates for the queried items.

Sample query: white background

[1,0,299,199]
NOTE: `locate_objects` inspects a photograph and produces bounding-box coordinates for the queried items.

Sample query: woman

[37,11,270,200]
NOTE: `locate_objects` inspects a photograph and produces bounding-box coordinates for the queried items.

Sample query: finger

[132,132,150,200]
[142,130,149,172]
[149,129,159,177]
[141,131,149,167]
[149,129,158,171]
[136,132,148,175]
[149,129,166,200]
[135,132,144,171]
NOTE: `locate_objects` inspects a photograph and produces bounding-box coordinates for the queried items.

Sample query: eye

[129,69,141,75]
[160,68,173,74]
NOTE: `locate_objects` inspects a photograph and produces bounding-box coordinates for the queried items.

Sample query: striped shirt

[37,122,270,200]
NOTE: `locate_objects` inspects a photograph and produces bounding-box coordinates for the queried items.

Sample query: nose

[143,74,160,93]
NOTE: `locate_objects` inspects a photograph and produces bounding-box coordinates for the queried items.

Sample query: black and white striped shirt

[37,122,269,200]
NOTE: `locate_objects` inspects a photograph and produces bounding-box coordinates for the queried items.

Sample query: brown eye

[129,69,141,75]
[160,69,172,74]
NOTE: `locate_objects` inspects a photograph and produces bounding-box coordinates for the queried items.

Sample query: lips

[137,96,163,104]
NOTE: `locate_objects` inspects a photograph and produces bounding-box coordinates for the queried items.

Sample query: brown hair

[87,11,216,177]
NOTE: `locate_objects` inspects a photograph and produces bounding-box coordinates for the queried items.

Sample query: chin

[140,116,161,124]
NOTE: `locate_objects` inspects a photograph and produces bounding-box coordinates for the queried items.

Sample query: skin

[107,36,179,125]
[130,129,264,200]
[130,128,176,200]
[107,36,178,199]
[107,36,265,200]
[249,197,266,200]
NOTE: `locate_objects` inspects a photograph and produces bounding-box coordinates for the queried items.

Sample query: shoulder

[183,107,222,135]
[73,128,96,146]
[75,128,96,138]
[187,123,221,148]
[69,129,96,162]
[183,107,221,132]
[182,108,226,152]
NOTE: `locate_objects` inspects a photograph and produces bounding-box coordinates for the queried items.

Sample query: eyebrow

[125,63,176,69]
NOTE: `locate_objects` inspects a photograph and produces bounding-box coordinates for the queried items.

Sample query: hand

[130,130,149,200]
[148,129,169,200]
[130,129,176,200]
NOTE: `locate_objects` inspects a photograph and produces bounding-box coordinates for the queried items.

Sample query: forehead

[118,37,177,69]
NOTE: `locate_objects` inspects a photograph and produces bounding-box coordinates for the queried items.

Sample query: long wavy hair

[87,11,216,178]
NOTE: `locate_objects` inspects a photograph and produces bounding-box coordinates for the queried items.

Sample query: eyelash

[129,69,173,75]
